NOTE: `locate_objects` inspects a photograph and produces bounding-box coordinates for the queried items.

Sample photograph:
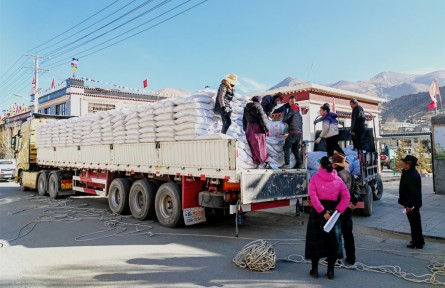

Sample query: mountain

[380,86,445,122]
[270,70,445,100]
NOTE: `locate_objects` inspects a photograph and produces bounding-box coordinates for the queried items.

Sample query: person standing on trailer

[280,102,303,169]
[305,156,350,280]
[315,103,344,157]
[398,155,425,249]
[350,98,366,152]
[214,74,239,134]
[332,153,357,265]
[242,96,271,169]
[261,92,284,117]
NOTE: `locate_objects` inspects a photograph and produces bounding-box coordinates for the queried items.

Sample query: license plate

[61,183,73,190]
[183,207,206,226]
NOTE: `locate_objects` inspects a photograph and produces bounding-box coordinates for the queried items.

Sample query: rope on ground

[233,239,276,272]
[283,254,445,286]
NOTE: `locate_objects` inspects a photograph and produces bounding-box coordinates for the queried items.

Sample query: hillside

[269,70,445,100]
[381,86,445,122]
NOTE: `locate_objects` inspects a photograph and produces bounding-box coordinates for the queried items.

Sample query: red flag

[51,78,55,89]
[428,101,436,110]
[143,79,148,88]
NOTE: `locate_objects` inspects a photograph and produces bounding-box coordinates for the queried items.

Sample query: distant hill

[269,70,445,100]
[380,86,445,122]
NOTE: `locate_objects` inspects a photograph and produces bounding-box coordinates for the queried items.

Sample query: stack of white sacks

[306,146,361,179]
[36,89,297,169]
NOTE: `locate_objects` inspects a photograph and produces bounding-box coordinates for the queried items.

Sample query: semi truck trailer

[12,113,307,228]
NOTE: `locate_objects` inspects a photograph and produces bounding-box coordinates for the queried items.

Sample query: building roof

[246,82,386,104]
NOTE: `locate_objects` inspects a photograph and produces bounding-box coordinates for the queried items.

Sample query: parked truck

[12,113,307,227]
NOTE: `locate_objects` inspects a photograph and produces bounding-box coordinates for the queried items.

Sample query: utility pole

[24,54,49,113]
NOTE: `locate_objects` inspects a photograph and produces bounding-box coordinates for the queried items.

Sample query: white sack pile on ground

[36,89,295,169]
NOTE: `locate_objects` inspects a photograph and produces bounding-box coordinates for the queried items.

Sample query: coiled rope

[233,240,276,272]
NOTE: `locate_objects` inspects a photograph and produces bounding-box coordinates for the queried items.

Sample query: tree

[0,127,14,159]
[412,140,432,175]
[395,140,408,172]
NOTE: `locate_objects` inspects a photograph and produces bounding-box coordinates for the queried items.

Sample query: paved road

[1,181,444,287]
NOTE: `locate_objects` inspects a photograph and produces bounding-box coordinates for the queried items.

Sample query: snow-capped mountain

[270,70,445,100]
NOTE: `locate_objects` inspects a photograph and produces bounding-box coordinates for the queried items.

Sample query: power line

[48,0,173,61]
[0,1,121,92]
[34,0,138,55]
[43,0,157,58]
[47,0,206,69]
[28,0,121,53]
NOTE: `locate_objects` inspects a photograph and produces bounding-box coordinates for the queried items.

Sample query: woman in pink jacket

[305,156,350,280]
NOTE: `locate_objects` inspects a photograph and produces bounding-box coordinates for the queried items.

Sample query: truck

[313,112,383,216]
[11,113,307,228]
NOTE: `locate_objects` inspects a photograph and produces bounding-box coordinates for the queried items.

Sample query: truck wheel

[372,175,384,201]
[108,178,131,215]
[361,183,373,216]
[155,182,183,228]
[48,171,61,199]
[37,171,51,196]
[129,180,156,220]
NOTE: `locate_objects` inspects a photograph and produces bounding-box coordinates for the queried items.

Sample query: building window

[44,108,50,114]
[55,103,66,115]
[88,103,115,113]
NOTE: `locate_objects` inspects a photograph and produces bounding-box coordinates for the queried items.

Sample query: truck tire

[129,180,156,221]
[108,178,131,215]
[155,182,183,228]
[361,183,373,216]
[372,175,384,201]
[37,171,51,196]
[48,171,61,199]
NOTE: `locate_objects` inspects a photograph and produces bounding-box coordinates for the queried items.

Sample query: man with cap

[243,96,271,169]
[398,155,425,249]
[332,153,358,265]
[261,92,284,117]
[214,74,239,134]
[350,99,366,152]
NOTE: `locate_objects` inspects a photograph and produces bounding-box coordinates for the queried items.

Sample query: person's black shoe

[309,269,318,279]
[407,244,423,249]
[345,257,356,265]
[327,271,335,280]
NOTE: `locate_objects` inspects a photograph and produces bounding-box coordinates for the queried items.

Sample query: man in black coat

[280,104,303,169]
[350,99,365,151]
[261,92,284,117]
[398,155,425,249]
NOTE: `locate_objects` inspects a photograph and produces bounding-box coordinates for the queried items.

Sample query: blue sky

[1,0,444,110]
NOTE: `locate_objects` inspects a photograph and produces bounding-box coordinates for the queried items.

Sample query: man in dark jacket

[214,74,239,134]
[398,155,425,249]
[332,153,358,265]
[280,103,303,169]
[350,99,365,152]
[243,96,270,169]
[261,92,284,117]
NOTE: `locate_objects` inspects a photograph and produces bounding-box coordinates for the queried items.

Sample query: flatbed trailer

[13,114,307,227]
